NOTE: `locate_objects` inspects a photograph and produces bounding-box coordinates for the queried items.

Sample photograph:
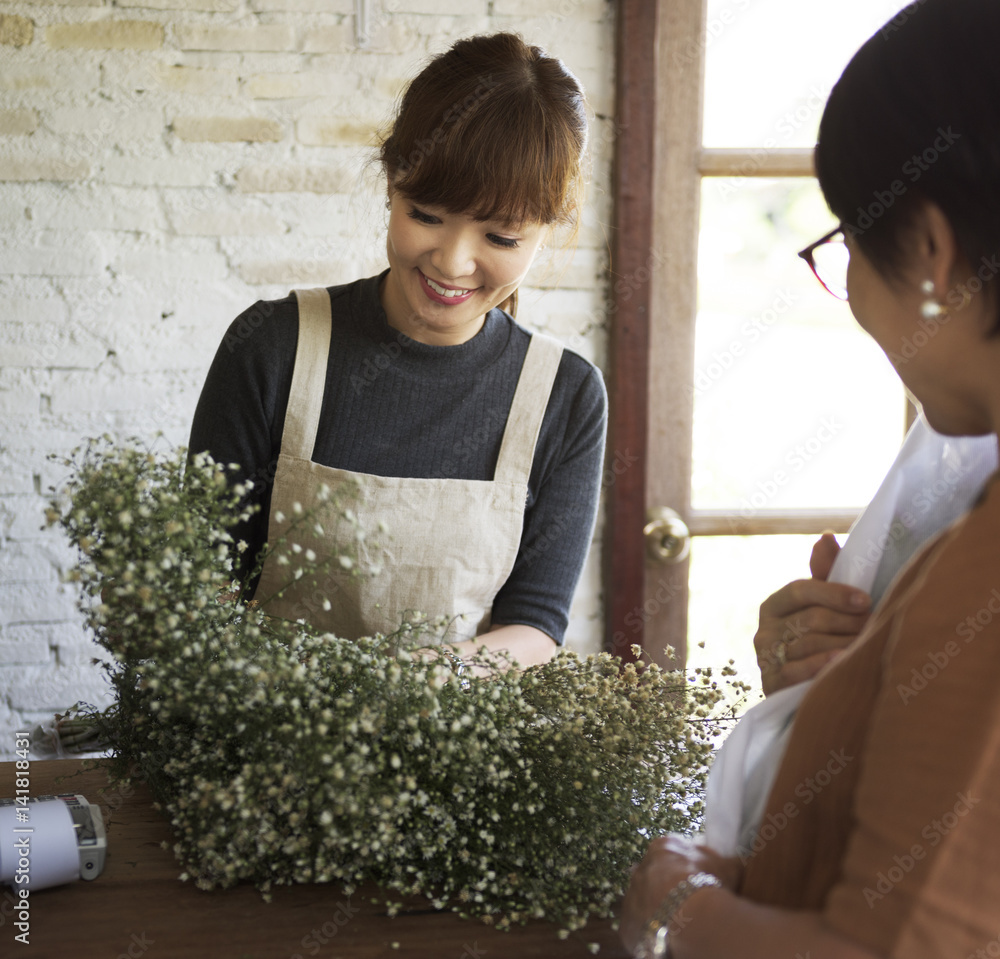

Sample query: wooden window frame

[605,1,862,657]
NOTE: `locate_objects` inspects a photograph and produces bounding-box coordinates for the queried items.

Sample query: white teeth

[425,276,470,297]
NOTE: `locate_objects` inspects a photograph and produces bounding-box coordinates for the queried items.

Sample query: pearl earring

[920,280,946,320]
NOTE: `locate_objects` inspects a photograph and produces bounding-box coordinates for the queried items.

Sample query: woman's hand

[619,835,740,954]
[410,624,557,680]
[621,833,881,959]
[754,533,871,695]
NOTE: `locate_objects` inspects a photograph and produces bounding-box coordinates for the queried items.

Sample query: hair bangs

[390,86,576,227]
[380,33,586,231]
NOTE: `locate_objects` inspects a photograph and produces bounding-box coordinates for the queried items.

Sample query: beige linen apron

[254,286,564,641]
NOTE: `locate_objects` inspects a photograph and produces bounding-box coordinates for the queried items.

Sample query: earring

[920,280,947,320]
[385,197,391,210]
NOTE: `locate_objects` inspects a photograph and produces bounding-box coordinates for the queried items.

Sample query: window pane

[703,0,912,148]
[688,534,824,709]
[692,177,904,512]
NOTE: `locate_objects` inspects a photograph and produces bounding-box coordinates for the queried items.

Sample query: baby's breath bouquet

[50,437,739,933]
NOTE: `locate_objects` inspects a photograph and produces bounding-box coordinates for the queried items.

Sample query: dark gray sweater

[188,272,607,643]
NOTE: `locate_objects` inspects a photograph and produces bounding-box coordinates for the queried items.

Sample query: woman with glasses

[622,1,1000,956]
[753,224,981,698]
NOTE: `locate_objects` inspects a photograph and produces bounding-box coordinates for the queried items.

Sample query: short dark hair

[816,0,1000,323]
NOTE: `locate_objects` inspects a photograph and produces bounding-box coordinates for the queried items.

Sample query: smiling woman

[380,199,548,346]
[188,32,607,674]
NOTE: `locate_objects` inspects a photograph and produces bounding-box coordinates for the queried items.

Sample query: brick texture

[173,24,294,52]
[493,0,608,16]
[301,25,353,54]
[173,116,284,143]
[12,0,103,5]
[393,0,484,14]
[0,156,90,181]
[46,20,165,51]
[251,0,352,11]
[0,14,33,47]
[234,164,353,194]
[0,0,614,750]
[156,65,239,97]
[170,208,288,236]
[0,58,101,91]
[296,117,377,147]
[245,72,351,100]
[237,257,361,286]
[118,0,240,10]
[0,109,39,135]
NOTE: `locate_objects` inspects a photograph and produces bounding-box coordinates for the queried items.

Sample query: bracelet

[634,871,722,959]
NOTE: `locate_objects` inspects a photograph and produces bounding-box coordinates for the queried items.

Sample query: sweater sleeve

[490,356,608,645]
[187,297,298,583]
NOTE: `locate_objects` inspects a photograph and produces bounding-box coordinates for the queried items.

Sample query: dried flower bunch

[50,438,739,933]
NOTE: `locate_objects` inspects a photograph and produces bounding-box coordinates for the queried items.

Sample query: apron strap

[283,288,333,459]
[494,332,564,484]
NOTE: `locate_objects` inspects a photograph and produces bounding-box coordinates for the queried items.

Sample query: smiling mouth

[423,274,474,298]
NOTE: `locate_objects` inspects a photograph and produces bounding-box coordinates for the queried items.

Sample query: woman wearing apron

[189,33,606,672]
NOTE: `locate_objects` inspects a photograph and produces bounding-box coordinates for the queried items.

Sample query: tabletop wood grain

[0,759,631,959]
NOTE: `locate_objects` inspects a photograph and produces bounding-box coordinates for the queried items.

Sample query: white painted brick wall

[0,0,616,759]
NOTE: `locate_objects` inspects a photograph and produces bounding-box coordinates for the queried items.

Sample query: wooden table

[1,760,630,958]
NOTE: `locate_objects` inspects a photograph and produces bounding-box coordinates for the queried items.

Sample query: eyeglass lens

[812,235,849,299]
